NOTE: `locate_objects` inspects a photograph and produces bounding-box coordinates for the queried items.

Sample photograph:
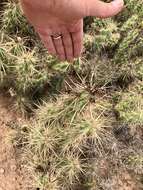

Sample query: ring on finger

[51,34,63,40]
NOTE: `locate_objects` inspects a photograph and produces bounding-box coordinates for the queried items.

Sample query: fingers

[62,33,74,62]
[38,28,83,61]
[71,27,83,58]
[53,37,66,61]
[39,34,57,56]
[84,0,124,18]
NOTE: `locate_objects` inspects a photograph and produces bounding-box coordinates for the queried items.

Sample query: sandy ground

[0,92,33,190]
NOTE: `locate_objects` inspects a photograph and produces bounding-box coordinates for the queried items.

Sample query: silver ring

[52,34,62,40]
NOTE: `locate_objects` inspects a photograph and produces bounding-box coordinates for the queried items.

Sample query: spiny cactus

[115,81,143,126]
[1,0,143,189]
[34,173,60,190]
[1,1,34,36]
[114,26,142,64]
[15,91,115,189]
[84,18,120,55]
[56,154,85,188]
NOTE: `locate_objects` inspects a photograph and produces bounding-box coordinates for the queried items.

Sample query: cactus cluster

[0,0,143,189]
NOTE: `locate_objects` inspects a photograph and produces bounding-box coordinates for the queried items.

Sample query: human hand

[21,0,124,62]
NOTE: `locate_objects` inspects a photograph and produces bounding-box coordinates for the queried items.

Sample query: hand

[21,0,124,62]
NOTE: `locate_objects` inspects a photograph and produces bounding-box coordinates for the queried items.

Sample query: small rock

[0,168,5,174]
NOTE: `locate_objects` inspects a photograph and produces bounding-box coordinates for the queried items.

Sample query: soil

[0,92,33,190]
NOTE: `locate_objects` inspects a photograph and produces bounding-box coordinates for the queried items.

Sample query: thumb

[84,0,124,18]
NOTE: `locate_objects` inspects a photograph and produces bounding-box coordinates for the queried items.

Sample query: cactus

[115,82,143,126]
[1,0,143,189]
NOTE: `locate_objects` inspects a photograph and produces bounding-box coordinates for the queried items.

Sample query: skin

[21,0,124,62]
